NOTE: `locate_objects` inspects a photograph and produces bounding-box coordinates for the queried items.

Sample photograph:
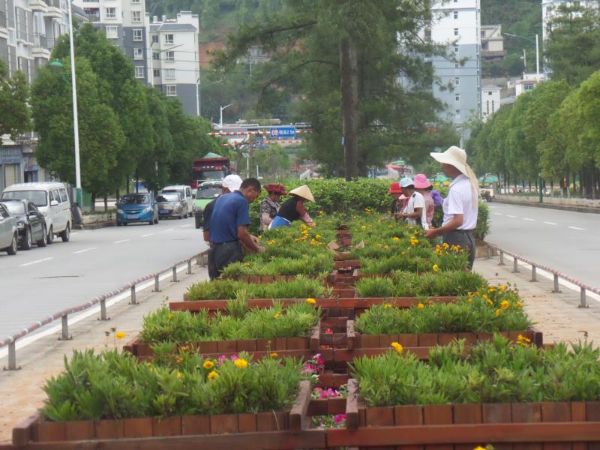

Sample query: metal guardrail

[1,252,208,371]
[484,243,600,309]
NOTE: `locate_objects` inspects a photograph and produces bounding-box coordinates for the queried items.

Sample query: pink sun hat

[414,173,432,189]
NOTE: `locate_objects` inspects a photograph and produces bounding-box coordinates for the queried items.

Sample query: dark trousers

[212,241,243,278]
[207,244,218,280]
[443,230,475,270]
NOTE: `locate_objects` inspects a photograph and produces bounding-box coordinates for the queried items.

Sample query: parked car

[160,185,193,218]
[157,192,187,219]
[0,182,72,244]
[116,193,158,226]
[0,200,47,249]
[193,181,222,229]
[0,203,18,255]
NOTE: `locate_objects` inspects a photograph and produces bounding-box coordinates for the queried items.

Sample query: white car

[0,203,18,255]
[1,182,72,244]
[160,185,193,218]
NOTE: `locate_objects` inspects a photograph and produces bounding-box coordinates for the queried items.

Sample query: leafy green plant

[351,336,600,406]
[42,350,304,420]
[186,277,326,300]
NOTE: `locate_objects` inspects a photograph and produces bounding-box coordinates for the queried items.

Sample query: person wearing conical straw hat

[424,146,479,269]
[269,185,315,229]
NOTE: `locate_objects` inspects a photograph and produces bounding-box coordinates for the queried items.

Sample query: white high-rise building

[149,11,199,116]
[73,0,149,84]
[430,0,481,145]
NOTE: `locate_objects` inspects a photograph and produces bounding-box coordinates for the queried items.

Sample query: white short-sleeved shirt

[403,191,429,230]
[442,174,478,230]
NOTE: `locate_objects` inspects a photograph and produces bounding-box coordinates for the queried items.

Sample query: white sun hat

[430,146,479,201]
[289,185,315,202]
[222,174,243,192]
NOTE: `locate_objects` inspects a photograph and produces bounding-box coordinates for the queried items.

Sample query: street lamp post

[219,103,232,129]
[68,0,81,205]
[503,32,540,78]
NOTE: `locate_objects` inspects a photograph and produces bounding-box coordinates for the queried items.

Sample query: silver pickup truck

[0,203,18,255]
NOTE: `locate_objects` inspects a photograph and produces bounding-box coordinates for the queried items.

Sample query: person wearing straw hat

[414,174,435,229]
[260,183,286,231]
[425,146,479,269]
[269,185,315,229]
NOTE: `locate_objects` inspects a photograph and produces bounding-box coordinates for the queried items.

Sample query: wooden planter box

[123,325,321,361]
[11,381,330,449]
[327,380,600,448]
[348,324,543,351]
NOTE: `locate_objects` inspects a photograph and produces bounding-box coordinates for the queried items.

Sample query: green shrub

[186,277,327,300]
[351,336,600,406]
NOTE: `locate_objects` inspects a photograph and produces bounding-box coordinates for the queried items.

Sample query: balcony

[29,0,48,13]
[44,0,63,18]
[32,33,51,58]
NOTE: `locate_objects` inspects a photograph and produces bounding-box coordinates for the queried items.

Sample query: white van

[0,182,72,244]
[160,185,193,218]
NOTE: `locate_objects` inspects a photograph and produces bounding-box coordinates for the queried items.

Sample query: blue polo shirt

[209,191,250,244]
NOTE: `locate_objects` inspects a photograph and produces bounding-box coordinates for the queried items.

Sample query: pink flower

[324,328,334,335]
[217,355,227,366]
[229,353,239,361]
[303,363,317,374]
[334,414,347,424]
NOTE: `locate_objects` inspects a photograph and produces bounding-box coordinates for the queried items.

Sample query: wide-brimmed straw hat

[289,185,315,202]
[388,182,402,194]
[430,146,469,175]
[264,183,287,195]
[414,174,432,189]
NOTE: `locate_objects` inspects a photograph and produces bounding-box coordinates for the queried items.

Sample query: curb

[493,198,600,215]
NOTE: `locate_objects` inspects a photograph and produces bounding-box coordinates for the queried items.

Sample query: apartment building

[149,12,199,116]
[542,0,598,42]
[430,0,481,145]
[73,0,149,84]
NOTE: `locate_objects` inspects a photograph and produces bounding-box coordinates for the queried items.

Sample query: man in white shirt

[424,146,479,269]
[396,177,429,230]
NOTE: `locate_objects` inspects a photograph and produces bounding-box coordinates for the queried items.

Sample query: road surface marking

[543,221,557,225]
[506,215,517,218]
[493,212,503,216]
[523,218,535,222]
[141,233,154,238]
[20,257,53,267]
[73,247,96,255]
[114,239,131,244]
[568,226,585,231]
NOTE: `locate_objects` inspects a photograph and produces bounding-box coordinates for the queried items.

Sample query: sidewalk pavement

[1,255,599,445]
[0,264,209,445]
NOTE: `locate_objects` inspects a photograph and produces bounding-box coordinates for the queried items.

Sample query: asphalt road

[487,202,600,290]
[0,217,207,339]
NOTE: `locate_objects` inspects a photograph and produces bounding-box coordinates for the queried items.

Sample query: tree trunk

[91,192,96,212]
[103,196,108,212]
[340,37,359,180]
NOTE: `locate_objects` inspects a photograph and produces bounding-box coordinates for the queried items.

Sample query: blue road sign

[270,126,296,139]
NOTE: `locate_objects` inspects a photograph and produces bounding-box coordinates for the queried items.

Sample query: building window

[105,7,116,18]
[164,34,174,44]
[131,10,141,23]
[488,91,493,96]
[131,0,140,3]
[166,51,174,61]
[106,26,118,39]
[135,66,144,78]
[152,35,158,44]
[455,94,460,102]
[166,85,177,96]
[453,28,458,36]
[152,51,159,60]
[133,48,143,60]
[455,62,459,68]
[153,69,160,77]
[133,29,143,41]
[454,46,458,53]
[455,77,460,86]
[164,68,175,80]
[453,11,458,19]
[492,100,495,112]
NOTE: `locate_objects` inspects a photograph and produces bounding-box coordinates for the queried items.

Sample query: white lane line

[141,233,155,238]
[114,239,131,244]
[493,212,503,216]
[73,247,96,255]
[543,221,557,226]
[523,218,535,222]
[20,257,53,267]
[568,226,585,231]
[506,215,517,218]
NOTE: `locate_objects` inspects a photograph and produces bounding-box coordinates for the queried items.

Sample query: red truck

[191,153,231,189]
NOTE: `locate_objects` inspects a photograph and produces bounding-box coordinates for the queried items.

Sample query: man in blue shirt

[209,177,263,277]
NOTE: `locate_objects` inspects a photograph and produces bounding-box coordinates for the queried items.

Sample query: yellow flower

[383,303,392,309]
[488,287,496,293]
[270,352,279,358]
[517,334,531,346]
[417,303,425,309]
[442,242,449,250]
[499,285,507,292]
[390,342,404,353]
[432,264,439,273]
[207,370,219,380]
[486,299,493,306]
[175,356,183,365]
[516,301,524,309]
[176,371,183,379]
[500,300,510,310]
[115,331,126,340]
[274,312,281,319]
[474,447,487,450]
[495,309,502,317]
[234,358,249,369]
[203,360,215,370]
[306,298,317,305]
[392,236,400,242]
